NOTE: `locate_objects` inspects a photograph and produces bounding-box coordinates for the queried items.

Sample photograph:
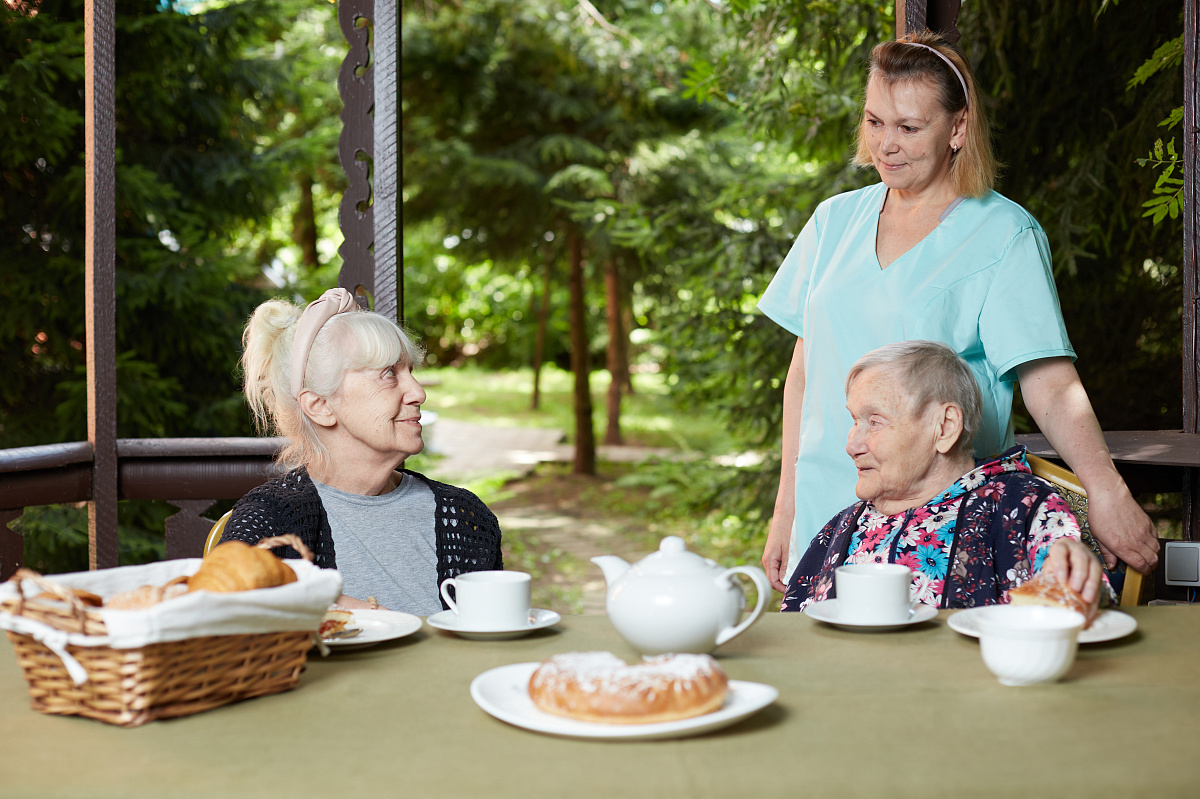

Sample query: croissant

[188,540,298,593]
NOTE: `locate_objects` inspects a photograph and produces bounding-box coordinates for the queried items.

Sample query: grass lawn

[417,365,741,454]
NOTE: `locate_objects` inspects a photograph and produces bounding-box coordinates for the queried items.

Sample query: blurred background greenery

[1,0,1185,574]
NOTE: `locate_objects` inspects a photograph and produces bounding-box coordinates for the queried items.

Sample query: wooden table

[1,610,1197,798]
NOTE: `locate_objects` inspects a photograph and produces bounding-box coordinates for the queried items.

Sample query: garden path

[426,419,670,613]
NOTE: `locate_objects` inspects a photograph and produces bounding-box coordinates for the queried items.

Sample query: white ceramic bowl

[975,605,1085,687]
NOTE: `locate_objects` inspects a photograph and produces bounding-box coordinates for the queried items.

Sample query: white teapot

[592,536,772,655]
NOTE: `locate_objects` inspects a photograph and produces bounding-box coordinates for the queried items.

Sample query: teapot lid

[633,536,715,576]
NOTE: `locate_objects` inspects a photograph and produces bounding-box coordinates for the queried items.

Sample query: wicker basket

[1,536,326,727]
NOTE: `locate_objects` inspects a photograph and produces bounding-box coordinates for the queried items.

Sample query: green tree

[402,0,719,473]
[0,0,294,447]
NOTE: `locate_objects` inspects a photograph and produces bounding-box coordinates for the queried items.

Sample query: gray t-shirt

[312,473,441,616]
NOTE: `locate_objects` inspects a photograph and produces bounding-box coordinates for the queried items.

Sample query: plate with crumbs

[469,662,778,741]
[323,609,422,650]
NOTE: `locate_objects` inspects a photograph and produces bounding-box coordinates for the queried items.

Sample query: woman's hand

[333,594,386,610]
[1084,479,1159,574]
[763,515,793,593]
[1044,538,1102,607]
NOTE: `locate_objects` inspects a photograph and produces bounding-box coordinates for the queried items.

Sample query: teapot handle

[714,566,772,646]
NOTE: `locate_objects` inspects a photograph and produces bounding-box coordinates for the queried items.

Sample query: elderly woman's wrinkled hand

[1045,538,1102,606]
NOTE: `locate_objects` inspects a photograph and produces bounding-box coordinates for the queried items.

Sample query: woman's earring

[951,144,960,154]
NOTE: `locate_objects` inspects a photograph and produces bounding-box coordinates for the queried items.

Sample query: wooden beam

[1185,0,1200,541]
[84,0,118,570]
[374,0,400,323]
[896,0,927,38]
[337,0,375,310]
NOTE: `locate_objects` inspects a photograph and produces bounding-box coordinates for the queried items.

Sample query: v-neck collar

[873,188,965,270]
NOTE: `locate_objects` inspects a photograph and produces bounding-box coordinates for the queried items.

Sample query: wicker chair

[1026,454,1148,607]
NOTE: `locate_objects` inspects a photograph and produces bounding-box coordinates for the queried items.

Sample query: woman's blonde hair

[241,298,425,472]
[853,31,1000,199]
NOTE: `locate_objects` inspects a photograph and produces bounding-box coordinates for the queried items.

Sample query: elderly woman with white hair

[782,341,1108,613]
[220,289,503,615]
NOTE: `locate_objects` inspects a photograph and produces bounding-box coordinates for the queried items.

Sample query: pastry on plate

[528,651,728,724]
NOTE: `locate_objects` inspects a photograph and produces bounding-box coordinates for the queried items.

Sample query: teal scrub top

[757,182,1074,580]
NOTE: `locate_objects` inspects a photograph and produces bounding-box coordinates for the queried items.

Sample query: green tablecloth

[1,608,1197,798]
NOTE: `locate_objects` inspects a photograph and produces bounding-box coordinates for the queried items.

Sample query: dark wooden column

[1184,0,1200,541]
[374,0,400,324]
[84,0,119,570]
[896,0,927,37]
[337,0,401,321]
[337,0,375,311]
[897,0,962,40]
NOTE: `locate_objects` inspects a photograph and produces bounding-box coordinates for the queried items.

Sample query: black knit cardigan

[222,466,503,609]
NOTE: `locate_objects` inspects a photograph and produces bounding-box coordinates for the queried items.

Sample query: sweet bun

[528,652,728,724]
[187,540,298,594]
[1009,567,1098,628]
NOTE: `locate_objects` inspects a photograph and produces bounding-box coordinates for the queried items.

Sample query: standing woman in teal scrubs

[757,31,1159,594]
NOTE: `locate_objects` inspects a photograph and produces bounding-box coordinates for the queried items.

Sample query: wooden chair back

[1026,454,1147,606]
[204,511,233,556]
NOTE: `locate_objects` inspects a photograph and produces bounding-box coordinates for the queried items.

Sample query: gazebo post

[373,0,400,325]
[336,0,400,321]
[84,0,119,570]
[1183,0,1200,540]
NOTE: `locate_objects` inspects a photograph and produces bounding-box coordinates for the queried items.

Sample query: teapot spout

[591,555,631,586]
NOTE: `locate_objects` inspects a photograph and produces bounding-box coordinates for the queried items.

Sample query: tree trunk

[604,258,624,445]
[293,175,320,270]
[531,245,554,411]
[620,292,635,395]
[567,229,595,475]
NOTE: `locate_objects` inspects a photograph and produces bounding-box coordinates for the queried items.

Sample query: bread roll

[187,540,297,593]
[528,652,728,724]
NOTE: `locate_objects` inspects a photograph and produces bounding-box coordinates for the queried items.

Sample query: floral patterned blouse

[782,446,1111,613]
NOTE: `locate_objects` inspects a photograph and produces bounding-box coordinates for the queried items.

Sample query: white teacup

[439,570,531,631]
[834,563,914,624]
[975,605,1085,687]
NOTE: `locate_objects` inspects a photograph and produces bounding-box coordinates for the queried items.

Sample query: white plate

[470,662,779,741]
[323,609,423,649]
[427,608,561,641]
[948,607,1138,644]
[804,598,938,631]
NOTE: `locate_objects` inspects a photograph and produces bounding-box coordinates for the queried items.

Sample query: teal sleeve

[757,212,819,338]
[978,226,1076,381]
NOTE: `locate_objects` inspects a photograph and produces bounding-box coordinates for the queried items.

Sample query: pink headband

[290,288,360,397]
[906,42,969,110]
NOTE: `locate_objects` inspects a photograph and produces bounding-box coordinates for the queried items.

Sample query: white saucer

[426,608,561,640]
[322,609,423,650]
[948,607,1138,644]
[804,598,938,631]
[470,662,779,741]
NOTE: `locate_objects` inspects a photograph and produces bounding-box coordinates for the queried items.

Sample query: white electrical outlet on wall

[1164,541,1200,587]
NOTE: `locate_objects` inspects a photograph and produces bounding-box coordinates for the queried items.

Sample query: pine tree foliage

[0,0,294,447]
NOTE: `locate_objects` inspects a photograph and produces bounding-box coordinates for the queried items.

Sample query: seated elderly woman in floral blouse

[782,340,1110,613]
